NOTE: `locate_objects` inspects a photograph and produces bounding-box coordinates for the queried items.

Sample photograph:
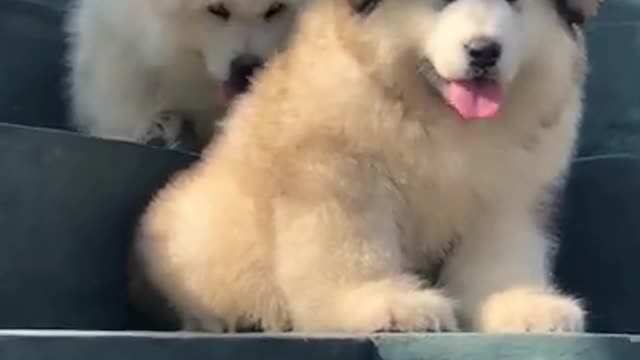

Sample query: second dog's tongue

[216,83,231,104]
[446,80,503,120]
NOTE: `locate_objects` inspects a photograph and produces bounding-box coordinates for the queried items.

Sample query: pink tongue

[445,80,503,120]
[215,82,230,104]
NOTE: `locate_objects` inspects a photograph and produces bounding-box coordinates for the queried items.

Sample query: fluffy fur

[133,0,601,332]
[65,0,306,149]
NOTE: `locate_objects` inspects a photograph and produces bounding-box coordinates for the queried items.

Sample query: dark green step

[0,121,639,334]
[0,332,638,360]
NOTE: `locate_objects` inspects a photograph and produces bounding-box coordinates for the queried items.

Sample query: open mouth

[216,76,254,105]
[418,59,504,121]
[216,81,240,105]
[215,55,265,105]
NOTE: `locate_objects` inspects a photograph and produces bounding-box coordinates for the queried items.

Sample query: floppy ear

[347,0,381,15]
[556,0,603,26]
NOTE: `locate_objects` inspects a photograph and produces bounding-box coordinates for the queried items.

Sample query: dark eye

[264,2,287,21]
[207,3,231,21]
[349,0,380,14]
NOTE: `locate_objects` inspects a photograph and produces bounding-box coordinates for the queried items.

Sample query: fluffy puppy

[134,0,601,332]
[65,0,306,150]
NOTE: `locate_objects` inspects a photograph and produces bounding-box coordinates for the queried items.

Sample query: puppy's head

[422,0,602,120]
[338,0,601,121]
[149,0,308,103]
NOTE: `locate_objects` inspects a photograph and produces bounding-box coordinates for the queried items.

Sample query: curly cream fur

[134,0,599,332]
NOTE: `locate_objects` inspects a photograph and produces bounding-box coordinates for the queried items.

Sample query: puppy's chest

[381,124,535,260]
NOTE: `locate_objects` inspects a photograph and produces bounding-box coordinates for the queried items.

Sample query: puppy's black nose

[465,37,501,70]
[228,54,264,94]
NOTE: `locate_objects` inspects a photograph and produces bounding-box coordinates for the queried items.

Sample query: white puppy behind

[65,0,305,149]
[134,0,601,332]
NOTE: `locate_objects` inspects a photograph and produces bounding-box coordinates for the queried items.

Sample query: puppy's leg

[143,110,188,148]
[275,190,457,332]
[441,208,584,333]
[69,43,183,145]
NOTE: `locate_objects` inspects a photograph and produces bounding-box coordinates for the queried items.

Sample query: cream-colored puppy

[134,0,601,332]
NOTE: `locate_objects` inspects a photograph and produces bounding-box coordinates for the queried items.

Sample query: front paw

[478,288,585,333]
[142,111,185,148]
[338,277,459,332]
